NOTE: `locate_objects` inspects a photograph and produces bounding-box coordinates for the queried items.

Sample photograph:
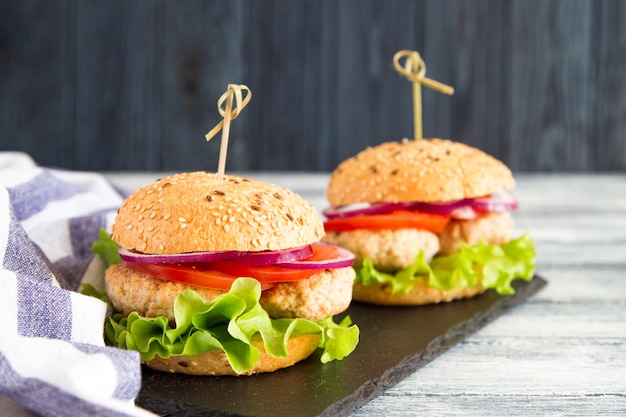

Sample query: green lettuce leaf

[90,228,121,267]
[355,234,536,295]
[105,277,360,374]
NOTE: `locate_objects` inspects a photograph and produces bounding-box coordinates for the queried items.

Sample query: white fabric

[0,152,155,417]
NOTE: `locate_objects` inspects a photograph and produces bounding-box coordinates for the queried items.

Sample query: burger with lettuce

[93,171,359,375]
[322,138,536,305]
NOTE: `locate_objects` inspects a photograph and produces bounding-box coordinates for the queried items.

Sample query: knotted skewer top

[393,50,454,141]
[205,84,251,180]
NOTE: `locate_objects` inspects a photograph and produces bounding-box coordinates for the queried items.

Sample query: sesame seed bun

[326,138,515,206]
[351,280,485,306]
[145,333,321,376]
[112,171,324,254]
[106,172,355,375]
[323,138,519,307]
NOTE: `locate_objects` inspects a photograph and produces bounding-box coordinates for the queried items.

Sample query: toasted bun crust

[327,138,515,205]
[112,171,324,254]
[352,280,485,306]
[145,333,320,376]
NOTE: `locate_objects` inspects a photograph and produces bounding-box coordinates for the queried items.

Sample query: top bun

[112,171,325,254]
[327,138,515,205]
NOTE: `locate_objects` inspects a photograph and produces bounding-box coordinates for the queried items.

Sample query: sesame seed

[163,213,171,220]
[180,223,187,229]
[178,217,187,223]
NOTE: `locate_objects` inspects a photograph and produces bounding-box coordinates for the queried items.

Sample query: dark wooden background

[1,0,624,173]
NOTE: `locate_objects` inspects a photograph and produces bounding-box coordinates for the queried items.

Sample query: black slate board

[136,276,547,417]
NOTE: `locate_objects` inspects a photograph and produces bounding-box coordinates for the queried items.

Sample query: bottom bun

[145,333,321,376]
[352,280,485,306]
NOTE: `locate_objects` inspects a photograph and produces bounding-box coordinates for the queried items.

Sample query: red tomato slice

[124,262,245,290]
[208,244,338,282]
[123,243,340,290]
[208,262,322,282]
[323,210,450,233]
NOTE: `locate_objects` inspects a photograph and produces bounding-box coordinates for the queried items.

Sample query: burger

[93,171,359,376]
[322,138,536,306]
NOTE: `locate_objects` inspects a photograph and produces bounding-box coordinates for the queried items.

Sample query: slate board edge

[319,276,548,417]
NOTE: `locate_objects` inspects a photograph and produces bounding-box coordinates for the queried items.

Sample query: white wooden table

[3,173,625,416]
[105,172,626,417]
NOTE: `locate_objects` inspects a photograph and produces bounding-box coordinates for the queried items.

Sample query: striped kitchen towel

[0,152,155,417]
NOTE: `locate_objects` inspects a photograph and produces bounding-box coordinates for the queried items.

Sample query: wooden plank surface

[99,172,626,416]
[2,1,626,172]
[348,174,626,416]
[74,0,163,171]
[1,172,624,415]
[0,0,75,168]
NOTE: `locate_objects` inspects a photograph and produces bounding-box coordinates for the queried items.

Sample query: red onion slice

[415,199,473,215]
[323,199,471,219]
[278,243,355,269]
[470,191,518,213]
[119,245,315,266]
[323,202,406,219]
[323,193,518,220]
[118,247,244,264]
[230,245,314,265]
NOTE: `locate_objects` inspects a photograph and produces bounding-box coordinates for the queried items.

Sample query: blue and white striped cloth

[0,153,155,417]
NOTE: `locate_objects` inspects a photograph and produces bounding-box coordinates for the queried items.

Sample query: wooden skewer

[205,84,251,180]
[393,50,454,141]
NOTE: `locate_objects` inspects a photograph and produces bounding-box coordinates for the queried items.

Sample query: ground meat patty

[437,212,514,255]
[104,264,355,323]
[322,228,440,272]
